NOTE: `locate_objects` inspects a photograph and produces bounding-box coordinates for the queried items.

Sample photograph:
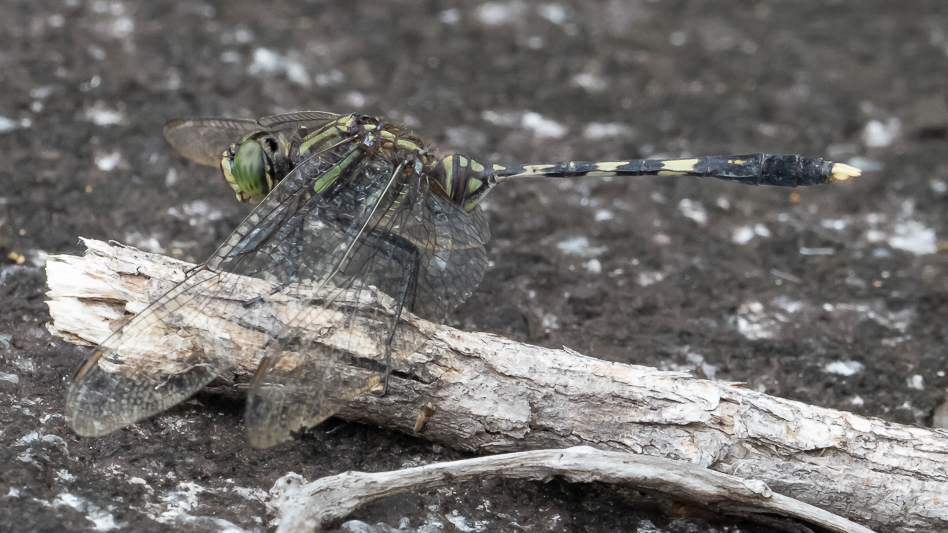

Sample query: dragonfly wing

[413,195,490,319]
[66,131,360,437]
[245,169,490,448]
[165,112,342,168]
[65,266,270,436]
[257,111,341,131]
[163,118,261,166]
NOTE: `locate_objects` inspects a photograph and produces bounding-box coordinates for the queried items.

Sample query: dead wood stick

[268,446,873,533]
[45,239,948,533]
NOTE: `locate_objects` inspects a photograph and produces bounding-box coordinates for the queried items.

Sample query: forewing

[66,136,359,437]
[257,111,341,131]
[65,267,271,436]
[163,118,261,166]
[245,171,490,448]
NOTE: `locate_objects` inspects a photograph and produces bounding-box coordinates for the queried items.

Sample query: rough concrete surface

[2,1,947,532]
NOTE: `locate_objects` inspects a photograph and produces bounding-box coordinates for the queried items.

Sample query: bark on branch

[269,446,873,533]
[45,239,948,533]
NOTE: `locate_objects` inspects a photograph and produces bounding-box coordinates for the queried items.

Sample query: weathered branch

[268,446,873,533]
[46,239,948,533]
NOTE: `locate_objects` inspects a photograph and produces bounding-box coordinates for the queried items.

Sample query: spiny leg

[380,236,420,395]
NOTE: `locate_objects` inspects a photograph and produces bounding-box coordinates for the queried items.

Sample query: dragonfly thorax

[218,114,498,212]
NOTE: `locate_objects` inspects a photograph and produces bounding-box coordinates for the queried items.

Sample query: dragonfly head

[221,131,284,204]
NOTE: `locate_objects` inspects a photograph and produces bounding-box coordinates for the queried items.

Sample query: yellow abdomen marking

[523,164,555,174]
[593,161,625,172]
[660,158,699,172]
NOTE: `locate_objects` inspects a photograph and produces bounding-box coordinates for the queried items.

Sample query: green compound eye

[231,140,272,201]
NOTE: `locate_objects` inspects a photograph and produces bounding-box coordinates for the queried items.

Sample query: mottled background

[2,1,947,531]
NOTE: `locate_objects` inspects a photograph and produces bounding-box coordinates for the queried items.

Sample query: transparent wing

[257,111,340,130]
[163,118,261,166]
[163,112,341,167]
[244,170,490,448]
[67,128,490,442]
[66,132,360,436]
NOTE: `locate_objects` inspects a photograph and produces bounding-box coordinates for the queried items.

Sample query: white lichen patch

[445,509,490,532]
[556,236,606,257]
[732,228,753,245]
[582,122,632,140]
[731,224,770,244]
[677,199,707,226]
[571,73,607,93]
[475,1,527,26]
[888,221,937,255]
[0,116,17,133]
[734,301,776,340]
[671,350,717,380]
[94,150,125,171]
[732,297,914,341]
[167,200,224,227]
[229,485,268,503]
[825,361,864,376]
[123,232,165,254]
[247,48,310,87]
[481,110,520,127]
[521,111,567,139]
[855,205,938,256]
[584,258,602,274]
[821,218,849,231]
[862,118,901,148]
[439,8,461,24]
[83,102,126,126]
[537,3,567,24]
[636,271,664,287]
[908,374,924,390]
[40,492,125,531]
[594,209,614,221]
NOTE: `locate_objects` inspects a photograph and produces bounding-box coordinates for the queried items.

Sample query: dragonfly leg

[182,262,209,278]
[380,239,420,396]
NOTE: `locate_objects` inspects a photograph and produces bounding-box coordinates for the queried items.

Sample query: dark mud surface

[2,1,948,532]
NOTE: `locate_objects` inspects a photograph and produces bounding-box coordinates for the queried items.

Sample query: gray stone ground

[2,1,948,531]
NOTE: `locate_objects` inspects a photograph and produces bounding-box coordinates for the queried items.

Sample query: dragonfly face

[221,130,294,204]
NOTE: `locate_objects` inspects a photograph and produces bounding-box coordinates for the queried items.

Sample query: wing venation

[163,118,260,166]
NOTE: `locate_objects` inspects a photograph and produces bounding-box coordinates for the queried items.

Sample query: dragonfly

[65,111,860,448]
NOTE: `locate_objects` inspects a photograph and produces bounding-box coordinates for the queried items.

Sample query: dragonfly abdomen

[492,153,860,187]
